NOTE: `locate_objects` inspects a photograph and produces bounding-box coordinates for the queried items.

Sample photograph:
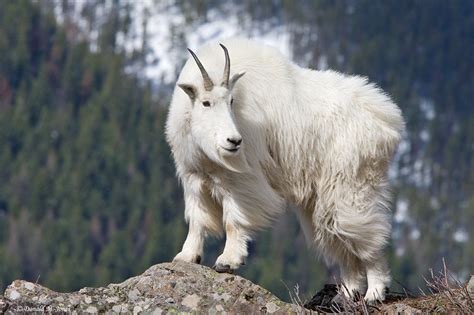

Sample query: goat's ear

[229,71,245,90]
[178,83,197,101]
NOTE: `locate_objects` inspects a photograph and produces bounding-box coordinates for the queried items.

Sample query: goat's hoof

[213,263,234,274]
[173,252,202,264]
[364,286,388,304]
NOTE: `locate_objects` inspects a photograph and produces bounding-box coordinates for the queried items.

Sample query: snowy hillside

[140,1,292,84]
[54,0,292,87]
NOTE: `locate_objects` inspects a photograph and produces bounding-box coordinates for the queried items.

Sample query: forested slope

[0,0,183,292]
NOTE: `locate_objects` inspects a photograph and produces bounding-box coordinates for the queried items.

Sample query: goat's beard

[217,149,250,173]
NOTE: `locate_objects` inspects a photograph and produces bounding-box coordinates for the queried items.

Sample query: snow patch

[52,0,292,86]
[410,228,420,240]
[429,197,440,210]
[395,246,405,257]
[394,199,409,223]
[119,1,293,85]
[453,228,468,243]
[420,129,430,142]
[420,97,435,120]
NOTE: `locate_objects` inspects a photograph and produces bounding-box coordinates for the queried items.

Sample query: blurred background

[0,0,473,301]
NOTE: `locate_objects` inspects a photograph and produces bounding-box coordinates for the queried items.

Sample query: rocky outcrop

[1,262,299,314]
[1,263,472,314]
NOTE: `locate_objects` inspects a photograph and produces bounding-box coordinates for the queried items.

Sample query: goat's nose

[227,137,242,146]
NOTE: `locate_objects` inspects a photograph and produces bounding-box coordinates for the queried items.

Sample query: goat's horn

[220,44,230,87]
[187,48,214,91]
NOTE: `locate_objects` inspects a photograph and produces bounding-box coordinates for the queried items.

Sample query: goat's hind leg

[334,210,391,303]
[314,182,391,302]
[339,254,367,299]
[364,253,390,303]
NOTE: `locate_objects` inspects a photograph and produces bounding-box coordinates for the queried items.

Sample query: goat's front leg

[173,175,223,264]
[173,219,205,264]
[214,222,250,273]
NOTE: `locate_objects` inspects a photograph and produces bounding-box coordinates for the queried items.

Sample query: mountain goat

[165,38,404,302]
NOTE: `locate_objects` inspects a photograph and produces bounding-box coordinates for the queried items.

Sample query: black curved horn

[220,44,230,87]
[187,48,214,91]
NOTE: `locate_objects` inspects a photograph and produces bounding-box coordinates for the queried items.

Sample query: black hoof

[304,284,339,311]
[213,264,234,274]
[195,255,201,264]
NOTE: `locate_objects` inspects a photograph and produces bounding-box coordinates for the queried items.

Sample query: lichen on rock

[1,262,299,314]
[2,262,471,314]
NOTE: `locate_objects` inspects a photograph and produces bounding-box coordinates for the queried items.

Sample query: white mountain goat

[166,38,404,302]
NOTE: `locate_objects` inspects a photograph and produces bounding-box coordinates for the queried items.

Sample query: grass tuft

[299,259,473,314]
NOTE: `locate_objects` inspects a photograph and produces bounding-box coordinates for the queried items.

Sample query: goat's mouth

[221,146,240,153]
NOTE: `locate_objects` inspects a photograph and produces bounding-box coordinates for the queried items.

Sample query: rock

[4,262,466,313]
[1,262,298,313]
[467,275,474,294]
[304,283,339,311]
[133,305,143,314]
[127,288,140,301]
[5,290,20,301]
[181,294,201,309]
[112,304,122,313]
[265,301,280,313]
[84,305,98,313]
[0,297,7,313]
[381,303,422,314]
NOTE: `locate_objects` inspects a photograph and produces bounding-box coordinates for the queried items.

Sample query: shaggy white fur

[166,38,404,303]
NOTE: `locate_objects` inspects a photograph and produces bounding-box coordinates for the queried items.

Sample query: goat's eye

[230,98,234,105]
[202,101,211,107]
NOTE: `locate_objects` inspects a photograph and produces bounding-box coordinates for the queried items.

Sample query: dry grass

[282,281,313,314]
[403,259,473,313]
[300,260,473,314]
